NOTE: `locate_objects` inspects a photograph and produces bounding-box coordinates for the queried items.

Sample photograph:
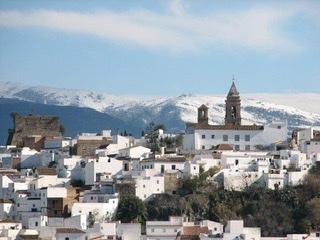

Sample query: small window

[151,228,155,233]
[201,145,205,150]
[91,196,93,200]
[245,145,250,151]
[202,135,206,139]
[143,184,146,188]
[108,158,111,163]
[144,194,147,198]
[157,180,159,184]
[235,160,239,165]
[171,165,176,170]
[245,135,250,142]
[54,210,58,215]
[161,165,165,173]
[211,135,215,139]
[235,145,240,151]
[223,135,228,141]
[193,166,196,170]
[65,238,69,240]
[277,125,281,129]
[174,229,178,232]
[35,221,38,227]
[163,229,166,233]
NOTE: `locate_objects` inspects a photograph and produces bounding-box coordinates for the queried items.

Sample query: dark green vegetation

[116,163,320,237]
[144,122,183,152]
[115,196,146,224]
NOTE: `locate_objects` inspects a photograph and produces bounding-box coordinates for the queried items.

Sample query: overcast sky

[0,0,319,95]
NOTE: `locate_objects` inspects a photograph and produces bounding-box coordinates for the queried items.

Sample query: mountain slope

[0,81,319,136]
[0,98,140,145]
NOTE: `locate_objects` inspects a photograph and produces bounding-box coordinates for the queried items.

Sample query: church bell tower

[198,104,209,125]
[225,81,241,126]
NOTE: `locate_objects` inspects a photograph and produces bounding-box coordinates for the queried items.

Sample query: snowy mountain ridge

[1,81,320,132]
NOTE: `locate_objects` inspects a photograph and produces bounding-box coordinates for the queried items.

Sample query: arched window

[231,106,236,118]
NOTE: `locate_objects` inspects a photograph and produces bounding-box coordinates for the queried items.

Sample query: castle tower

[225,81,241,126]
[198,104,209,124]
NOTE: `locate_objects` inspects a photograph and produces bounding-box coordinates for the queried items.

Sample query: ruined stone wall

[7,114,62,147]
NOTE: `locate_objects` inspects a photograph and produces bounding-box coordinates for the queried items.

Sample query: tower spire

[228,79,239,96]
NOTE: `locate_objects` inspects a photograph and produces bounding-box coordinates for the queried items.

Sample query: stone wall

[7,114,62,147]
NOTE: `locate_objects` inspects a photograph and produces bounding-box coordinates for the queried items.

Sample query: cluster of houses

[0,82,320,239]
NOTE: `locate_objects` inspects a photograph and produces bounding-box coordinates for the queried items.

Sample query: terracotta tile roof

[187,123,264,131]
[0,219,21,223]
[56,228,85,234]
[37,167,56,175]
[182,226,209,235]
[0,199,13,203]
[215,144,233,151]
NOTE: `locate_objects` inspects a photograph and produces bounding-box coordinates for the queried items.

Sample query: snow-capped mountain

[1,81,320,132]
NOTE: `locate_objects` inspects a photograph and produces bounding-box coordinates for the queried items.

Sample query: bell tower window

[231,106,236,119]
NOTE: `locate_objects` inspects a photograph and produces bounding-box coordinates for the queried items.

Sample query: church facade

[183,82,288,151]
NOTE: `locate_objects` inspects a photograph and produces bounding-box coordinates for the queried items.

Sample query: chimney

[160,147,165,156]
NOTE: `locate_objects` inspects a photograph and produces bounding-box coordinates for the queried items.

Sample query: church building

[183,82,288,151]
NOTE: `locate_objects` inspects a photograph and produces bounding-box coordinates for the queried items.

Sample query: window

[143,184,146,188]
[174,229,178,232]
[144,194,147,198]
[202,145,205,150]
[163,229,166,233]
[202,135,206,139]
[235,160,239,165]
[245,145,250,151]
[54,210,58,215]
[161,165,165,173]
[277,125,282,129]
[35,221,38,227]
[223,135,228,141]
[65,238,69,240]
[171,165,176,170]
[157,180,159,184]
[234,135,240,141]
[235,145,240,151]
[108,158,111,163]
[245,135,250,142]
[193,166,196,170]
[211,135,215,139]
[91,196,93,200]
[124,163,129,171]
[151,228,155,233]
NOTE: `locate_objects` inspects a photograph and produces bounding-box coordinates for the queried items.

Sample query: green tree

[306,198,320,230]
[115,196,146,223]
[59,124,65,135]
